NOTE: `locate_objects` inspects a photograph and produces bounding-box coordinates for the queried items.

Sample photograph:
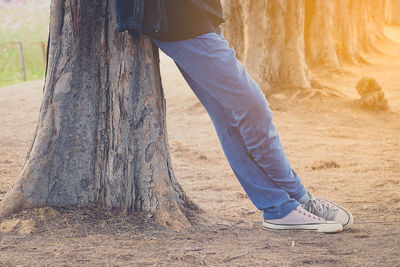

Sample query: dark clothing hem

[152,23,222,42]
[145,0,224,42]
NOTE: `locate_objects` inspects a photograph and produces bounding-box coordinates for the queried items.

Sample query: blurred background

[0,0,50,87]
[1,0,399,91]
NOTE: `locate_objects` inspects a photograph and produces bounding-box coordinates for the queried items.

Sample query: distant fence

[0,41,47,87]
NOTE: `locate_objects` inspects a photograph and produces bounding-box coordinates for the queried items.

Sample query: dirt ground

[0,27,399,266]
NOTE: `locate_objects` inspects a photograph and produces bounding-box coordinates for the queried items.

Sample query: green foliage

[0,0,50,87]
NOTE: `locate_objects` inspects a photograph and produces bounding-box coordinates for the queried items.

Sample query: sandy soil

[0,27,399,266]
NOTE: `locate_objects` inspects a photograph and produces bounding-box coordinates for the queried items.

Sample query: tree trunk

[305,0,387,67]
[222,0,310,93]
[222,0,391,98]
[386,0,400,25]
[332,0,386,63]
[0,0,195,231]
[305,0,340,69]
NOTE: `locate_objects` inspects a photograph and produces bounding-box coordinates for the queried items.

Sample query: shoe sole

[262,221,343,233]
[319,198,354,230]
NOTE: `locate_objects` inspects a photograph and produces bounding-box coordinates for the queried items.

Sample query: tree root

[290,80,346,102]
[0,181,194,232]
[0,173,48,219]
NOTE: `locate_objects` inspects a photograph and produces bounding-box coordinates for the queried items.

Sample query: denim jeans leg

[153,33,307,219]
[175,63,298,219]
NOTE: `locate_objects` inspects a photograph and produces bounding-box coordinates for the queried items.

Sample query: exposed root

[287,80,346,102]
[0,176,196,232]
[290,87,345,101]
[269,79,347,103]
[0,183,42,219]
[154,203,191,232]
[0,160,50,219]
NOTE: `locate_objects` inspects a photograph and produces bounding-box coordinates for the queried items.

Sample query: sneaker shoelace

[301,195,339,221]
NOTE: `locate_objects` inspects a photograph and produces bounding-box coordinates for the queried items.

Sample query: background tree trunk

[331,0,386,64]
[222,0,311,93]
[305,0,388,67]
[305,0,340,69]
[0,0,195,230]
[386,0,400,25]
[223,0,390,94]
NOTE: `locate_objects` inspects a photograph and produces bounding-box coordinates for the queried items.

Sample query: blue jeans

[152,33,307,219]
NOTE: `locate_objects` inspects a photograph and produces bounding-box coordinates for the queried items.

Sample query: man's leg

[174,63,298,219]
[153,33,352,231]
[153,33,306,219]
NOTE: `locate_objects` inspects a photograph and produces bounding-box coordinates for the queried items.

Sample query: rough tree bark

[0,0,195,230]
[222,0,311,93]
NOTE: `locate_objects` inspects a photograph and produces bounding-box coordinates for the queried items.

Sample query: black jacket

[115,0,224,42]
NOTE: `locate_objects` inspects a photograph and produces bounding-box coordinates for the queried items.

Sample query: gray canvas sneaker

[301,195,354,230]
[263,206,343,233]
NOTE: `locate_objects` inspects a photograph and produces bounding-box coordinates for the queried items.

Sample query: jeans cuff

[298,191,311,204]
[291,185,308,202]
